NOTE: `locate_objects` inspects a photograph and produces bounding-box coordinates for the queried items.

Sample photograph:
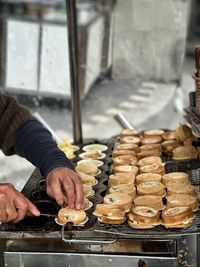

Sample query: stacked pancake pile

[93,127,198,229]
[57,127,198,229]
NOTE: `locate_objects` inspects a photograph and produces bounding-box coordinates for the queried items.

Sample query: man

[0,94,84,223]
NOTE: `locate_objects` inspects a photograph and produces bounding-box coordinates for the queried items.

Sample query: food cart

[0,1,199,266]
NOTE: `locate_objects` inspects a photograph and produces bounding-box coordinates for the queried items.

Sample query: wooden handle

[195,47,200,75]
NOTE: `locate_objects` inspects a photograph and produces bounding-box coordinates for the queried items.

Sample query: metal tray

[1,138,200,240]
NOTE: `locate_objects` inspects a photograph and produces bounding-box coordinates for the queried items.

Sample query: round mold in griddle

[32,189,51,200]
[77,159,104,168]
[79,151,106,160]
[33,200,59,214]
[38,179,46,188]
[19,214,49,227]
[19,200,59,228]
[82,144,108,152]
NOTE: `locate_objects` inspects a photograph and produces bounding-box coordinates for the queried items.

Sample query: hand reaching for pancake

[0,183,40,223]
[46,167,84,209]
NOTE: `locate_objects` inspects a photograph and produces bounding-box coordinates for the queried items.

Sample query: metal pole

[65,0,83,144]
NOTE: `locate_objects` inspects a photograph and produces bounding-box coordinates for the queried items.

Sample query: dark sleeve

[0,94,33,155]
[15,120,75,178]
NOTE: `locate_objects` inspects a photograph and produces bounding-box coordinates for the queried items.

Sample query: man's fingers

[72,175,84,210]
[27,201,40,217]
[13,197,40,222]
[62,177,75,208]
[46,186,54,199]
[13,207,27,223]
[0,184,41,223]
[0,184,18,222]
[5,199,18,222]
[46,168,84,209]
[0,193,8,222]
[47,178,65,206]
[60,169,83,209]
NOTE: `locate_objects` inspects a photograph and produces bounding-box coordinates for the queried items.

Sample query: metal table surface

[4,252,179,267]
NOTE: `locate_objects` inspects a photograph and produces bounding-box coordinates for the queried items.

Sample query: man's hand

[0,183,40,223]
[46,168,84,209]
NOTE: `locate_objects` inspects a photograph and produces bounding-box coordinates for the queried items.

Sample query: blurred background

[0,0,199,189]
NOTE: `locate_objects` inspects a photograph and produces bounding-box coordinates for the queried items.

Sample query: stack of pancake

[93,127,198,229]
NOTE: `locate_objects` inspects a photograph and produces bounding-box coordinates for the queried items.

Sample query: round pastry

[161,131,177,141]
[120,136,141,145]
[140,136,162,145]
[137,181,165,197]
[140,143,162,152]
[115,143,139,152]
[161,140,182,155]
[183,137,196,146]
[161,206,194,228]
[112,149,136,158]
[112,155,137,166]
[78,172,97,186]
[104,192,132,212]
[75,161,98,176]
[83,184,95,197]
[162,172,189,186]
[109,184,136,199]
[135,173,162,185]
[83,197,93,210]
[166,194,198,211]
[128,206,160,229]
[172,146,198,160]
[137,156,162,167]
[136,150,161,160]
[134,195,164,211]
[161,139,181,148]
[109,173,135,186]
[113,165,139,176]
[120,129,140,137]
[139,163,164,175]
[166,184,195,196]
[143,129,164,137]
[93,204,125,219]
[175,125,194,142]
[98,216,126,225]
[57,208,87,225]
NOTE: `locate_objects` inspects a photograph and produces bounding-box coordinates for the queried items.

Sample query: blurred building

[0,0,196,101]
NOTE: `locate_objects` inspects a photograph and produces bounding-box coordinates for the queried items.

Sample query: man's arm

[15,120,83,208]
[0,94,33,155]
[0,94,84,222]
